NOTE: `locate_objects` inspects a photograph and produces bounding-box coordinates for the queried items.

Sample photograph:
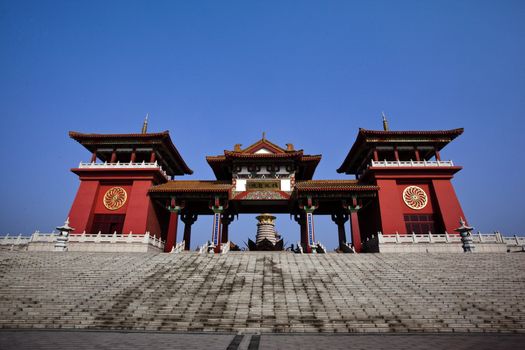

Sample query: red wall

[67,169,167,236]
[431,179,466,233]
[68,180,99,233]
[376,179,406,234]
[370,169,466,235]
[93,184,132,214]
[121,180,162,235]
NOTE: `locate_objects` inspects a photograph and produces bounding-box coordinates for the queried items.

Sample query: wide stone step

[0,252,524,333]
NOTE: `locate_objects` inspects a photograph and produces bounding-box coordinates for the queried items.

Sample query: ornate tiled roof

[337,128,464,174]
[69,130,193,175]
[294,180,379,192]
[223,150,305,158]
[149,180,232,193]
[206,137,321,181]
[69,131,171,139]
[239,138,287,154]
[358,128,464,137]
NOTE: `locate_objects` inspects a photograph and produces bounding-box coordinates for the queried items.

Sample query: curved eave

[296,156,322,180]
[295,186,379,192]
[161,132,193,175]
[337,128,464,174]
[149,188,231,193]
[148,181,232,194]
[223,151,304,159]
[69,130,193,176]
[295,180,378,192]
[69,130,171,140]
[359,128,464,137]
[205,154,322,181]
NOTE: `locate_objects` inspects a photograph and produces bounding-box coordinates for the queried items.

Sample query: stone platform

[0,252,524,333]
[0,330,524,350]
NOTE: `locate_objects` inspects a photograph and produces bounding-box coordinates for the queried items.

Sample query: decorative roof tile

[149,180,232,193]
[295,180,379,192]
[69,130,193,175]
[206,137,321,181]
[337,128,464,174]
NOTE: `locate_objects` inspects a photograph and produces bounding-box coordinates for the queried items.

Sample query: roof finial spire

[262,131,266,140]
[381,111,389,131]
[141,113,149,134]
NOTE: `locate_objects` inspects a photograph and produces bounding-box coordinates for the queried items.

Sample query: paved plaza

[0,330,524,350]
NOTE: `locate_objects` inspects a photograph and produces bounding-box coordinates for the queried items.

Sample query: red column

[293,213,308,251]
[331,213,348,250]
[90,151,97,163]
[164,210,179,252]
[150,151,156,163]
[181,213,198,251]
[209,198,227,253]
[110,150,117,163]
[130,150,136,163]
[373,149,379,161]
[221,214,234,244]
[183,224,192,250]
[349,210,362,253]
[415,148,421,161]
[394,146,399,161]
[300,219,307,250]
[434,147,441,161]
[211,211,223,253]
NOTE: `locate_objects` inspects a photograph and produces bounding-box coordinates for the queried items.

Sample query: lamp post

[55,218,74,252]
[455,217,474,252]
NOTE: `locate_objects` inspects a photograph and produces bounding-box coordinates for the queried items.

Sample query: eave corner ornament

[103,187,127,210]
[402,186,428,210]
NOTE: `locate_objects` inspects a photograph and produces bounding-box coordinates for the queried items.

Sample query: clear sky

[1,0,524,250]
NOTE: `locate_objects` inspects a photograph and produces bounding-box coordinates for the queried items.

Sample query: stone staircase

[0,251,524,333]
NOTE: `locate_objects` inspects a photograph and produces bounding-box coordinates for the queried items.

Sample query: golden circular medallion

[402,186,428,210]
[103,187,127,210]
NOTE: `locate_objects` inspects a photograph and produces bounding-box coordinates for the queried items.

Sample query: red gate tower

[337,121,467,238]
[67,122,192,240]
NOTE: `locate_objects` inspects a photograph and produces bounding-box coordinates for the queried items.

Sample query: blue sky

[1,0,524,249]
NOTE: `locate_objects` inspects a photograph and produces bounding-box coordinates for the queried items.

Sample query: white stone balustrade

[221,241,230,254]
[78,161,170,180]
[70,231,164,247]
[503,234,525,246]
[378,231,509,244]
[171,241,185,253]
[0,234,32,245]
[379,232,461,244]
[198,241,215,254]
[371,159,454,168]
[374,231,518,253]
[0,231,164,252]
